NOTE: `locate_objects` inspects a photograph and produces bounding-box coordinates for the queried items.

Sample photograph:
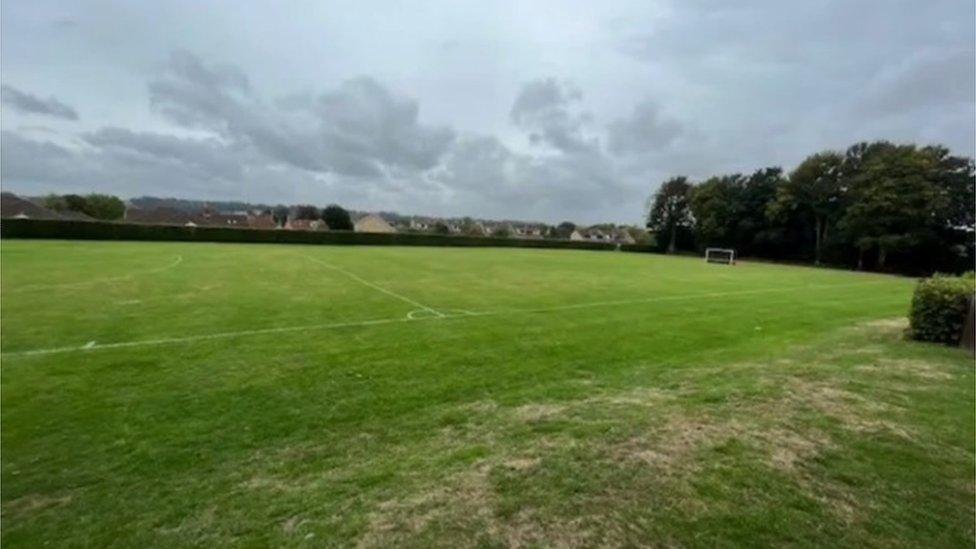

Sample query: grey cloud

[1,85,79,120]
[432,133,631,221]
[856,49,976,116]
[317,77,456,172]
[1,130,277,200]
[83,127,244,181]
[149,51,453,178]
[607,100,683,155]
[510,78,596,154]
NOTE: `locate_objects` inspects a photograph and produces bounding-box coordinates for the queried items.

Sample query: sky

[1,0,973,224]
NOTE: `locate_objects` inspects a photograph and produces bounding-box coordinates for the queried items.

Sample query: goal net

[705,248,736,265]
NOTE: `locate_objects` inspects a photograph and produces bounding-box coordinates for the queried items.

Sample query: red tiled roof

[1,193,68,220]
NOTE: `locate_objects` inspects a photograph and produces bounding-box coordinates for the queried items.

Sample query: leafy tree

[41,194,68,212]
[647,176,694,253]
[321,204,353,231]
[433,221,450,234]
[82,194,125,220]
[272,206,289,227]
[770,151,844,265]
[42,193,124,220]
[459,217,484,236]
[492,225,511,238]
[838,143,958,270]
[554,221,576,239]
[690,174,745,249]
[293,205,320,220]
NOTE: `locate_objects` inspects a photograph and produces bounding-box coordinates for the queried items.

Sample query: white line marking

[7,255,184,293]
[302,254,444,317]
[2,312,480,357]
[1,280,897,359]
[83,340,96,349]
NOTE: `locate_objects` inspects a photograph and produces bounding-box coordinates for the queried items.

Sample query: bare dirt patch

[859,317,909,331]
[855,358,955,380]
[358,463,602,548]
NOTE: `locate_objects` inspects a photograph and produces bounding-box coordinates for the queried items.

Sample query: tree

[321,204,353,231]
[554,221,576,239]
[459,217,484,236]
[433,221,450,234]
[293,205,320,220]
[82,194,125,220]
[272,206,289,227]
[690,174,745,249]
[770,152,844,265]
[838,143,955,270]
[42,193,124,220]
[647,176,694,253]
[492,225,511,238]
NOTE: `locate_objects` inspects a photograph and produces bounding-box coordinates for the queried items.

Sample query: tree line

[43,193,126,221]
[647,141,975,275]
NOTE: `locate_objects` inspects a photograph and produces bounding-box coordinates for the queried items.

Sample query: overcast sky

[1,0,973,224]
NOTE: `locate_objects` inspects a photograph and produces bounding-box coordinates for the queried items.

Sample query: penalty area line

[1,311,484,358]
[302,254,444,318]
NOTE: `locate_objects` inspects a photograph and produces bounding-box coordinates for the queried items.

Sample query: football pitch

[2,240,973,547]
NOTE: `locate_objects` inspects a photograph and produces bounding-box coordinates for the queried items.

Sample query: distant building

[125,207,192,225]
[1,193,80,220]
[285,219,328,231]
[408,218,431,231]
[247,213,277,230]
[355,214,397,233]
[569,230,584,241]
[615,230,636,245]
[125,206,247,228]
[194,208,248,227]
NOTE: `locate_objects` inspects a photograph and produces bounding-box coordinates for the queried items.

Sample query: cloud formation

[510,78,596,154]
[607,100,683,155]
[0,0,972,224]
[1,85,78,120]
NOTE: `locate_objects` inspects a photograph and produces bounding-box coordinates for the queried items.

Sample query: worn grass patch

[349,322,973,547]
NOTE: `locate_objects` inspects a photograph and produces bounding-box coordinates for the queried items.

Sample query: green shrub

[0,219,617,252]
[908,274,975,345]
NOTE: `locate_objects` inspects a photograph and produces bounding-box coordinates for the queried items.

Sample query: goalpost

[705,248,736,265]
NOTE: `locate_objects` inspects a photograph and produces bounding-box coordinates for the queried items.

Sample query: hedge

[0,218,619,252]
[908,274,975,345]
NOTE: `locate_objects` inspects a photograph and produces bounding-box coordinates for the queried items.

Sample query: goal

[705,248,736,265]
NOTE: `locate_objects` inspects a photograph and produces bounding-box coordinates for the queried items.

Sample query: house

[586,229,608,241]
[408,218,431,231]
[355,214,397,233]
[192,208,248,228]
[615,230,636,245]
[1,193,70,220]
[284,219,328,231]
[125,207,248,228]
[247,212,277,229]
[569,230,585,241]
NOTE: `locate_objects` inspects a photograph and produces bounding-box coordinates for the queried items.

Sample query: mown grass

[1,240,972,547]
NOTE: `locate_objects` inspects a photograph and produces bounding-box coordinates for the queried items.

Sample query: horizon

[2,0,974,225]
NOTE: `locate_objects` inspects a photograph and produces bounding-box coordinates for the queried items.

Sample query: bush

[0,218,617,252]
[908,274,975,345]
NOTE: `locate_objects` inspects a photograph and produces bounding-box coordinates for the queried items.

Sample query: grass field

[2,240,973,547]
